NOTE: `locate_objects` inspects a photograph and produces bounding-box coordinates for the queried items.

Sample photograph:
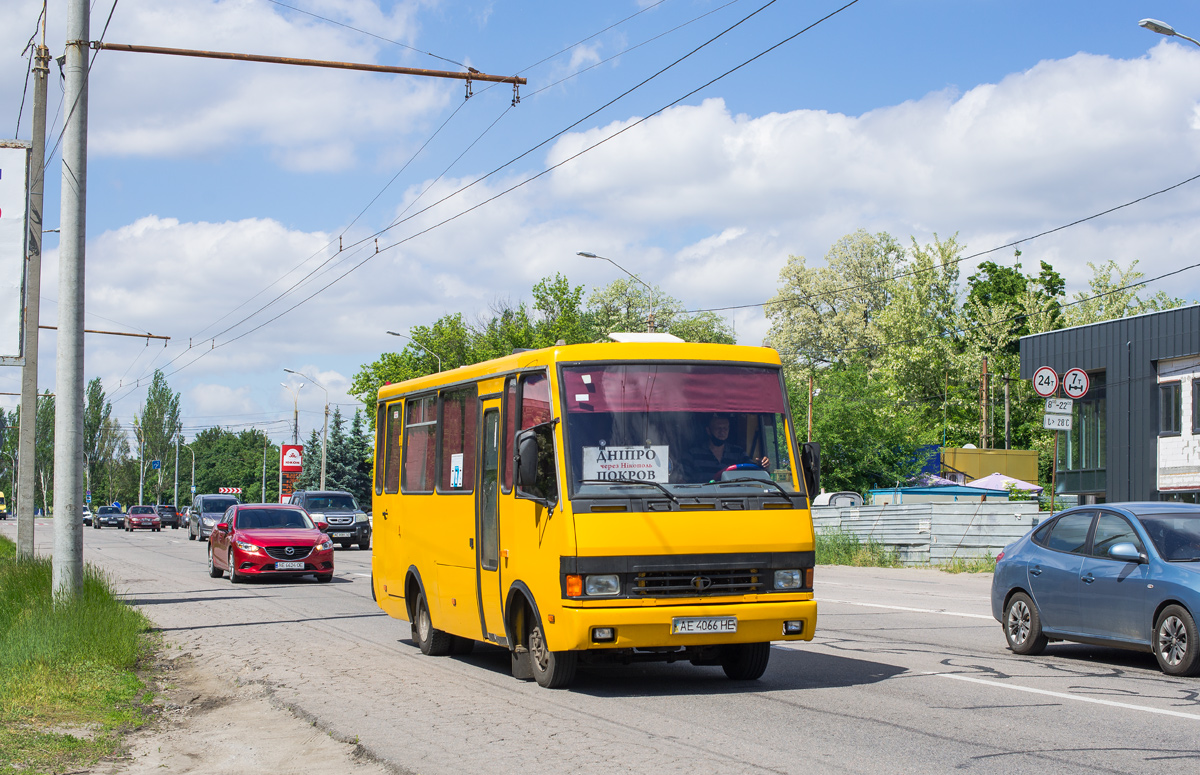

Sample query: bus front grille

[631,569,762,597]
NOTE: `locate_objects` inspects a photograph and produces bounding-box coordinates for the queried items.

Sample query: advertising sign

[280,444,303,472]
[0,143,30,361]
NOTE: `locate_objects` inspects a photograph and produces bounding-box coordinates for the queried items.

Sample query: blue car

[992,502,1200,676]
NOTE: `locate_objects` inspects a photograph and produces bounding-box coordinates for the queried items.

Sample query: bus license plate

[275,561,305,570]
[672,616,737,635]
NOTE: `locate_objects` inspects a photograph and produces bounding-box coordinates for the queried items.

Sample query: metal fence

[812,502,1043,565]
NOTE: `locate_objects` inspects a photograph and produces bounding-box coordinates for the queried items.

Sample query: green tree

[0,408,16,499]
[294,427,323,492]
[799,360,924,493]
[34,391,54,514]
[766,229,901,375]
[132,371,182,504]
[1061,259,1188,327]
[189,427,277,503]
[346,409,374,510]
[584,278,734,344]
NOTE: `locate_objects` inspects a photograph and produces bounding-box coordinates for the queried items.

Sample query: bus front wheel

[413,590,454,656]
[721,642,771,681]
[528,617,577,689]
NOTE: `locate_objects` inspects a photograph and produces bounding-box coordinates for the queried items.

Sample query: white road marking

[354,573,371,577]
[821,598,993,620]
[932,672,1200,721]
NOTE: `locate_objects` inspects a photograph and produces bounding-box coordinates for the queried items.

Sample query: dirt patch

[84,649,395,775]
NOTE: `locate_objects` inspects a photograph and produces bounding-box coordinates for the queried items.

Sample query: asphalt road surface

[6,519,1200,774]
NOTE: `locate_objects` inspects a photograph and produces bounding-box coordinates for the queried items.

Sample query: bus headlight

[774,569,802,590]
[585,574,620,596]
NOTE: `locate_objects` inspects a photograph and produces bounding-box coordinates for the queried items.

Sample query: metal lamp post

[1139,18,1200,47]
[281,382,303,445]
[385,331,443,372]
[577,251,657,332]
[284,369,328,491]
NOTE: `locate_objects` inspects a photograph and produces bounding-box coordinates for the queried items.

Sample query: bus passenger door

[476,406,506,642]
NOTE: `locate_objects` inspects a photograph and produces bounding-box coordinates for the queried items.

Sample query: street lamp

[1140,18,1200,47]
[577,251,657,332]
[284,368,329,491]
[385,331,443,372]
[281,382,303,445]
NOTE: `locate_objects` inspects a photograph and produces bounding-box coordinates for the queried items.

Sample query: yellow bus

[371,338,820,688]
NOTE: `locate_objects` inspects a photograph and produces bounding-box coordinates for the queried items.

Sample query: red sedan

[125,505,161,532]
[207,503,334,584]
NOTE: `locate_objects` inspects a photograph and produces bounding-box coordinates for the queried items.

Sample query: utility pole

[173,426,179,506]
[979,357,988,449]
[17,9,49,559]
[1004,377,1011,450]
[137,428,144,505]
[261,436,268,503]
[53,0,88,597]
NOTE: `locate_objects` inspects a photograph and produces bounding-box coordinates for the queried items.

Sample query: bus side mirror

[801,441,820,501]
[515,424,558,507]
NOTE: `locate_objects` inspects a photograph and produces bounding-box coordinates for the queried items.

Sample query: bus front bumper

[553,598,817,651]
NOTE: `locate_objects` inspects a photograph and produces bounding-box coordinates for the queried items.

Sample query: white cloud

[7,39,1200,432]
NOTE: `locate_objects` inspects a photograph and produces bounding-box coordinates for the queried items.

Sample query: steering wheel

[721,462,765,473]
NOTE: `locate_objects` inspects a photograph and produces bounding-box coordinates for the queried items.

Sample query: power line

[179,0,846,362]
[685,170,1200,315]
[157,0,734,371]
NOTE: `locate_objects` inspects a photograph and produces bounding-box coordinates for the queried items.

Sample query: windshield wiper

[717,477,795,500]
[577,478,679,504]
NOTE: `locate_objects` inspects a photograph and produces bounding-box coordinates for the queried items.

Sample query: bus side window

[383,401,403,494]
[502,377,516,493]
[438,386,478,493]
[375,402,387,495]
[402,394,437,493]
[515,372,557,504]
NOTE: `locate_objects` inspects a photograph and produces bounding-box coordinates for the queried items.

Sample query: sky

[2,0,1200,446]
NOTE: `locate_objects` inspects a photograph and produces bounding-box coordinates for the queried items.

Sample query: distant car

[993,502,1200,676]
[206,503,334,584]
[188,494,242,542]
[94,505,123,528]
[125,505,161,532]
[155,504,181,529]
[82,505,92,526]
[288,490,371,550]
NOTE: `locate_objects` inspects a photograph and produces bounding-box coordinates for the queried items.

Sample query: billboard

[0,142,30,361]
[281,444,303,472]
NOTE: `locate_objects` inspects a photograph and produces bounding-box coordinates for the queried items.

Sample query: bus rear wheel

[413,590,454,656]
[528,617,577,689]
[721,642,771,681]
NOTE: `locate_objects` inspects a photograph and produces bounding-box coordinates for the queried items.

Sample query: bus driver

[686,414,768,483]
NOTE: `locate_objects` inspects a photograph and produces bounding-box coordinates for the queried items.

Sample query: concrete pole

[17,32,49,559]
[320,402,328,491]
[53,0,89,597]
[137,430,144,505]
[261,437,267,502]
[173,429,179,506]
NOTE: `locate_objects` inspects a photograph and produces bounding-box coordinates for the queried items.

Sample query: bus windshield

[562,363,797,497]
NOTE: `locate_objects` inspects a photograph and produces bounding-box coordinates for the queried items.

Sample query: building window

[1160,381,1182,436]
[1193,380,1200,435]
[1058,372,1106,472]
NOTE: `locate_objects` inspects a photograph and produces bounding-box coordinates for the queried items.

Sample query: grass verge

[815,529,902,567]
[939,554,997,574]
[0,534,153,774]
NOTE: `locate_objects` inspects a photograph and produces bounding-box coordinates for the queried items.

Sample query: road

[4,519,1200,774]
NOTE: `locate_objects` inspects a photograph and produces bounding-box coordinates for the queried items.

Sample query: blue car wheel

[1004,592,1048,656]
[1154,605,1200,677]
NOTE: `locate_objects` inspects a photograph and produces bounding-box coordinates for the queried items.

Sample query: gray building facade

[1019,304,1200,503]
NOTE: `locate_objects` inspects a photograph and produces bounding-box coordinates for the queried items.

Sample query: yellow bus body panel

[371,341,817,654]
